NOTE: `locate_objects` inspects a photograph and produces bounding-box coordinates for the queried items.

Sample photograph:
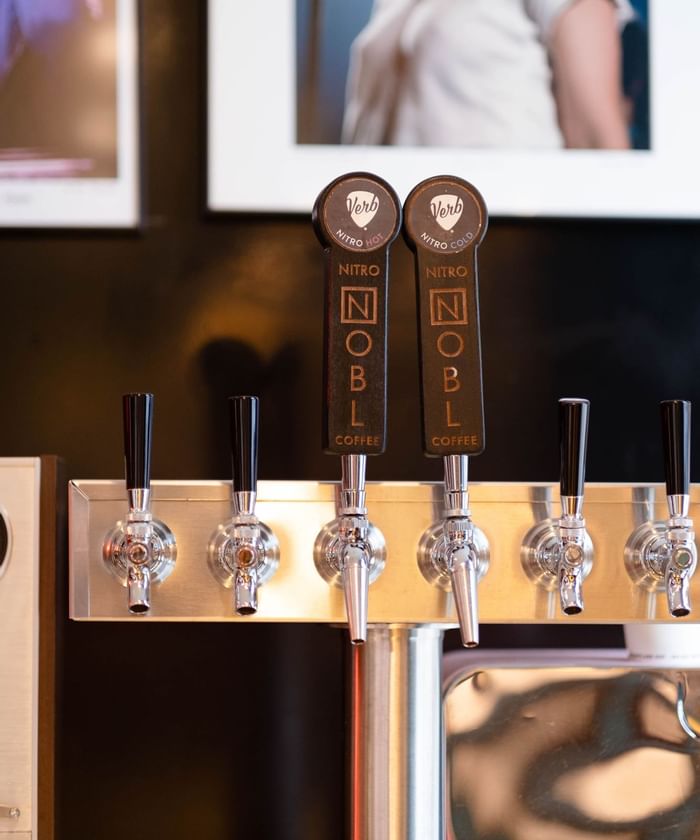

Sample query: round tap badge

[403,176,487,255]
[314,173,401,253]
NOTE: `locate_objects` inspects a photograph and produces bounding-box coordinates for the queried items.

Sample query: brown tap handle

[313,172,401,456]
[403,176,488,457]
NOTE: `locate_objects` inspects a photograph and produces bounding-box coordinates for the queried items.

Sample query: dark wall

[1,2,699,839]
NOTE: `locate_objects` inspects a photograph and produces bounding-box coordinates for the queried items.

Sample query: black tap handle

[559,398,589,498]
[313,172,402,455]
[403,175,488,457]
[661,399,691,497]
[123,393,153,491]
[229,396,258,494]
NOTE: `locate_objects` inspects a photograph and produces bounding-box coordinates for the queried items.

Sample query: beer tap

[312,172,401,644]
[521,399,593,615]
[208,396,279,615]
[103,393,176,614]
[404,175,490,647]
[625,400,697,617]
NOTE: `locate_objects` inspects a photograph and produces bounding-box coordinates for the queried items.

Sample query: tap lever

[230,395,259,516]
[403,175,488,458]
[661,400,691,514]
[559,397,589,509]
[313,172,401,456]
[123,392,153,513]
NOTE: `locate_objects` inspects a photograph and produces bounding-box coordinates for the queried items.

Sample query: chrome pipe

[350,625,444,840]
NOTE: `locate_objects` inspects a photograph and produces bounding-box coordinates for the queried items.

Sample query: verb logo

[347,190,379,229]
[430,194,464,232]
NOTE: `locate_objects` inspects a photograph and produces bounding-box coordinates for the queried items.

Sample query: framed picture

[0,0,140,228]
[208,0,700,218]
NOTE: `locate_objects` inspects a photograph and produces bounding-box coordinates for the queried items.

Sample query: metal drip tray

[443,651,700,838]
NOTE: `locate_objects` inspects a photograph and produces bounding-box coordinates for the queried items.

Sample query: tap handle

[559,398,589,500]
[403,176,488,457]
[661,399,691,498]
[313,172,401,456]
[123,393,153,491]
[229,396,259,495]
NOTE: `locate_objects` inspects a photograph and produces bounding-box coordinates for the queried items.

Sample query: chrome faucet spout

[558,553,584,615]
[449,545,480,647]
[666,538,696,617]
[234,562,259,615]
[557,517,587,615]
[341,540,370,645]
[125,516,154,615]
[127,561,151,614]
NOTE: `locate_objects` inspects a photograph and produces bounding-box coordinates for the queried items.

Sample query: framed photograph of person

[208,0,700,219]
[0,0,140,228]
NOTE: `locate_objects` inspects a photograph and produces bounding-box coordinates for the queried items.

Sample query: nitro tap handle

[403,176,488,457]
[559,398,590,500]
[123,393,153,492]
[661,399,691,499]
[229,395,259,496]
[313,172,402,456]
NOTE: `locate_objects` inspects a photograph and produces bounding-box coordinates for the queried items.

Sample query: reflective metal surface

[444,652,700,839]
[351,626,443,840]
[71,480,700,623]
[0,459,42,835]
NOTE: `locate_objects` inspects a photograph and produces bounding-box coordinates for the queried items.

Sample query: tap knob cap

[123,393,153,491]
[559,398,589,499]
[229,395,259,494]
[661,399,691,498]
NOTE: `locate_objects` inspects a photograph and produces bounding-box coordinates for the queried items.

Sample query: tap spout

[228,523,264,616]
[341,540,370,645]
[666,541,696,617]
[125,517,153,614]
[558,544,585,615]
[234,562,259,615]
[127,558,151,614]
[557,513,587,615]
[449,545,480,647]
